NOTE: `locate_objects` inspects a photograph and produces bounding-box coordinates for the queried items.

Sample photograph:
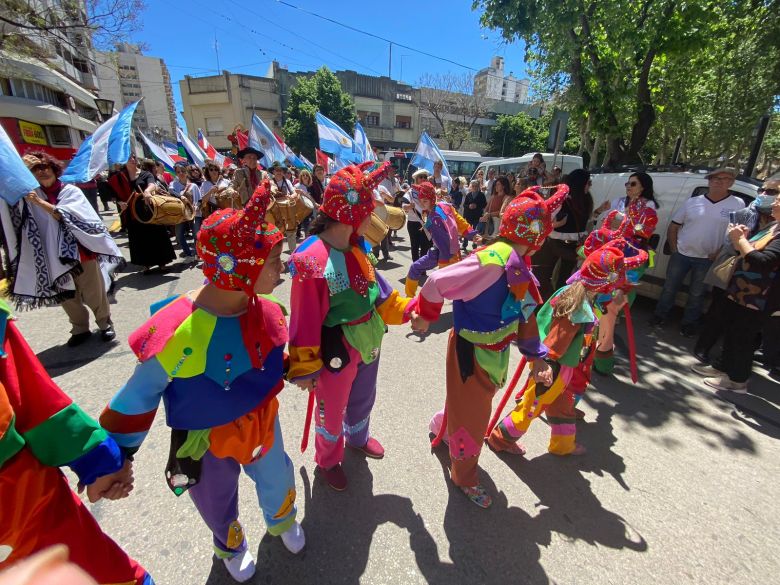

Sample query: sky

[130,0,528,128]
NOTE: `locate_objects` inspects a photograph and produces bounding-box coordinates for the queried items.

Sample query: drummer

[201,159,232,217]
[372,185,394,262]
[232,146,265,204]
[269,161,300,254]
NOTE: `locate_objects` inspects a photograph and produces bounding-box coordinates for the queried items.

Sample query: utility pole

[388,42,392,78]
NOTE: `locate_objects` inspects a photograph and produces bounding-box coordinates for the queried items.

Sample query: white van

[472,153,584,181]
[589,170,760,300]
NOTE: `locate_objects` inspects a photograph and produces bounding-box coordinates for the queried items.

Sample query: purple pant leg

[407,247,440,282]
[187,451,246,557]
[343,354,381,448]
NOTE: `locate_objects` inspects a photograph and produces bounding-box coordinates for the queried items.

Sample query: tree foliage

[416,72,490,150]
[475,0,780,171]
[487,111,580,158]
[283,67,356,159]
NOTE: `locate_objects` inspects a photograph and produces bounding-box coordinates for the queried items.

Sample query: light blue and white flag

[411,131,451,178]
[249,114,285,166]
[353,122,376,162]
[316,112,361,163]
[0,124,39,204]
[61,100,141,183]
[299,154,315,171]
[139,131,177,172]
[176,127,207,168]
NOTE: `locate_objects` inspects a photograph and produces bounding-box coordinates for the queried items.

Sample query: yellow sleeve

[376,289,412,325]
[453,209,473,236]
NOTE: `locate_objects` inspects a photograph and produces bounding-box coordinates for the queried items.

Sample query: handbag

[710,254,739,286]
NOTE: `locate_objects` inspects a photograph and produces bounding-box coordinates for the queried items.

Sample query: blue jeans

[654,252,713,325]
[175,221,194,256]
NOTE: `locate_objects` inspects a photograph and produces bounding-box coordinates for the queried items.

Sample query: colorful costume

[418,185,568,507]
[585,202,657,375]
[288,162,414,484]
[404,182,476,297]
[0,300,152,584]
[100,183,302,580]
[488,240,648,456]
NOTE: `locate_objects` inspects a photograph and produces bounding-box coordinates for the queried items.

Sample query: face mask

[755,194,774,211]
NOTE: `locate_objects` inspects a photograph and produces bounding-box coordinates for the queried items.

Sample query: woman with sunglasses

[201,161,233,217]
[594,172,658,219]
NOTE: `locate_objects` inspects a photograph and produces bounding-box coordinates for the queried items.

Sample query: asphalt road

[16,210,780,585]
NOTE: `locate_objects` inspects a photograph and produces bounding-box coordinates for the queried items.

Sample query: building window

[396,93,412,102]
[395,115,412,129]
[205,117,224,136]
[46,126,71,147]
[365,113,380,126]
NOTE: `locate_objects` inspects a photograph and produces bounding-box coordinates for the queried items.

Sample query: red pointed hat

[415,181,437,206]
[197,180,284,294]
[573,239,649,294]
[583,210,623,257]
[320,161,391,228]
[620,199,658,241]
[498,184,569,250]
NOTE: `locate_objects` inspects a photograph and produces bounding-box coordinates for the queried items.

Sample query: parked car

[472,153,584,181]
[589,168,760,300]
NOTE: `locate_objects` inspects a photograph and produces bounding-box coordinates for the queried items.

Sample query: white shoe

[691,363,724,377]
[280,521,305,554]
[223,549,256,582]
[703,376,748,394]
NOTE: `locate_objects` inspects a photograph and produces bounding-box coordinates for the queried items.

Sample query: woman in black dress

[107,156,176,272]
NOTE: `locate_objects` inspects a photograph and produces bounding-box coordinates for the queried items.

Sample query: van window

[691,186,753,206]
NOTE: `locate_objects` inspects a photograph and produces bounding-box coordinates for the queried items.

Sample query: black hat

[269,161,288,172]
[237,146,263,159]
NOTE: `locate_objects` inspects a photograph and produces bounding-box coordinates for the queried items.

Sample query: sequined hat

[573,239,649,294]
[197,180,284,294]
[621,199,658,241]
[414,181,437,206]
[498,184,569,251]
[320,161,391,228]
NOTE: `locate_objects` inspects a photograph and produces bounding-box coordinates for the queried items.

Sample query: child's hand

[80,459,134,503]
[530,359,553,386]
[410,311,430,334]
[295,377,318,393]
[611,290,627,311]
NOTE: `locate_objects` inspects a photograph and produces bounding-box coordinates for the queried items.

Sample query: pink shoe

[428,411,449,445]
[316,464,348,491]
[349,437,385,459]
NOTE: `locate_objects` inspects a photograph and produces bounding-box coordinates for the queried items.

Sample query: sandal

[459,484,492,508]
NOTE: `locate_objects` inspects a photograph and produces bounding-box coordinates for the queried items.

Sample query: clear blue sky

[131,0,527,128]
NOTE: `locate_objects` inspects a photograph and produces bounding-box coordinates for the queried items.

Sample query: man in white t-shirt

[431,159,452,192]
[650,168,745,336]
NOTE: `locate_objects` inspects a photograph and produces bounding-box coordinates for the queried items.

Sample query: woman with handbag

[693,189,777,368]
[692,191,780,393]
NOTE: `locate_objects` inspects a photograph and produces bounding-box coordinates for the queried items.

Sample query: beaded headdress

[498,184,569,251]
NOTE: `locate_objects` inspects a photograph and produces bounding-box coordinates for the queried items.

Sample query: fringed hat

[415,181,437,206]
[320,161,391,228]
[583,210,623,257]
[498,184,569,250]
[571,239,649,294]
[197,180,284,294]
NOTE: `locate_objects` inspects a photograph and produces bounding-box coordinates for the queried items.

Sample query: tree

[475,0,780,167]
[487,111,581,158]
[283,67,356,160]
[0,0,145,58]
[416,72,490,150]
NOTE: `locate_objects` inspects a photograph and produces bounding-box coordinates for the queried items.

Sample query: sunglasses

[31,164,51,173]
[625,181,640,187]
[758,188,779,195]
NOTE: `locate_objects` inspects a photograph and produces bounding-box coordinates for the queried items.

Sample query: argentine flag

[61,100,141,183]
[411,131,451,178]
[250,114,285,166]
[353,122,376,162]
[316,112,361,163]
[0,124,39,204]
[299,154,315,171]
[139,131,177,172]
[177,127,207,168]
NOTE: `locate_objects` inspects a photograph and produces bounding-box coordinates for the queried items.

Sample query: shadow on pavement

[113,262,195,293]
[36,337,128,376]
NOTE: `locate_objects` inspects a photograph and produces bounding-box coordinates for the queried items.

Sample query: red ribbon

[485,356,528,439]
[300,391,315,453]
[623,303,639,383]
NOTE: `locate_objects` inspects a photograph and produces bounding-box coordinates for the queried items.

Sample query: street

[18,212,780,585]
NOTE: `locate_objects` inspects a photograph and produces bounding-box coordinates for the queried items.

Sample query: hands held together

[79,459,134,503]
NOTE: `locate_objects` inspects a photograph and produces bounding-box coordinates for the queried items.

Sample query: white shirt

[672,193,745,258]
[201,178,230,204]
[170,179,203,217]
[432,173,452,192]
[609,196,658,213]
[402,192,424,224]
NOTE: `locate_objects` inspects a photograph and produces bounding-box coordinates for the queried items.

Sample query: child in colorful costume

[404,181,479,297]
[586,202,658,376]
[288,161,417,492]
[488,240,648,458]
[100,183,304,583]
[0,300,153,584]
[414,185,569,508]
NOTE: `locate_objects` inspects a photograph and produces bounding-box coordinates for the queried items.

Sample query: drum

[295,195,315,224]
[214,188,241,210]
[268,195,314,232]
[384,205,406,230]
[364,212,389,247]
[131,192,194,225]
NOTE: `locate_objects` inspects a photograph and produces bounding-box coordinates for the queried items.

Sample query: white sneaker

[691,363,724,377]
[703,376,748,394]
[223,549,256,582]
[280,521,305,554]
